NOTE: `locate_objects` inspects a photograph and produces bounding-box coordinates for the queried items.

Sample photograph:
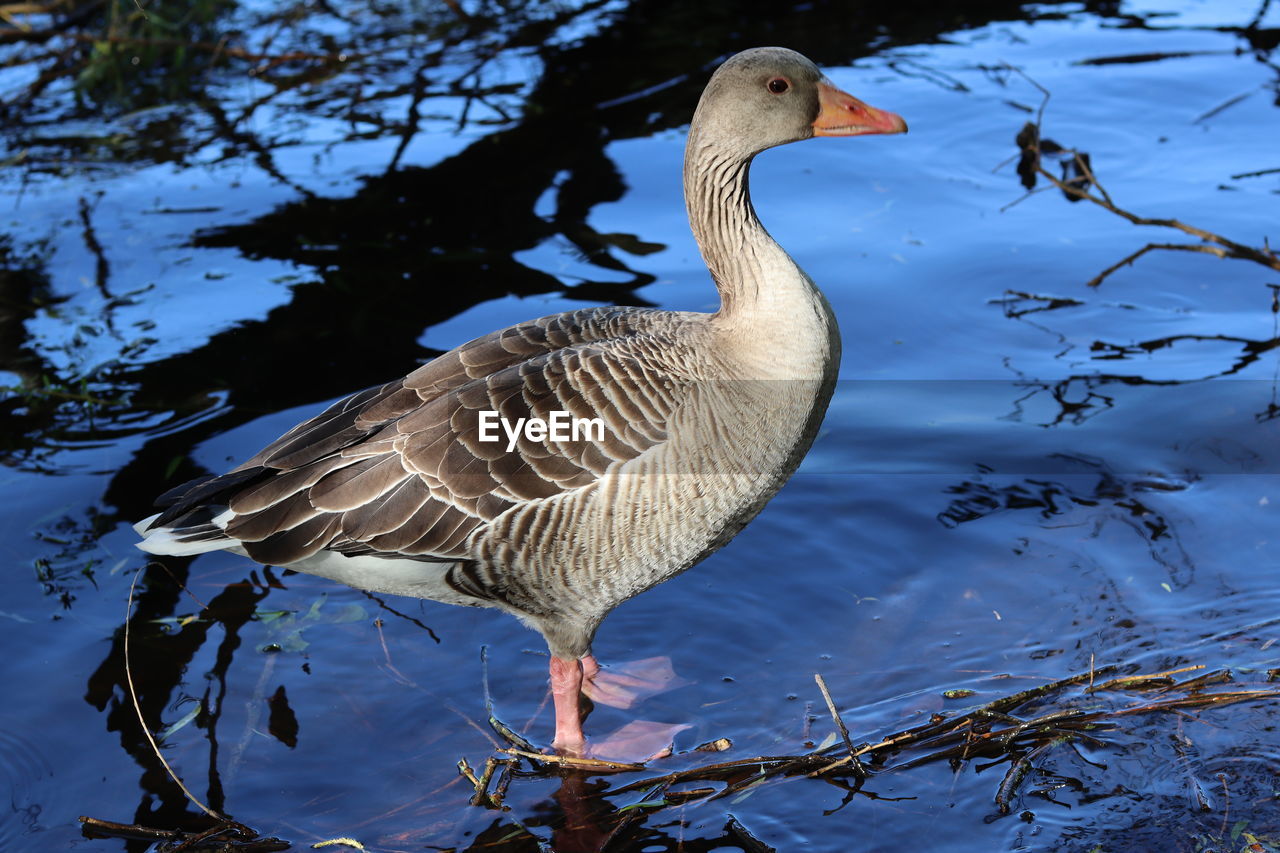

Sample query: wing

[147,306,690,568]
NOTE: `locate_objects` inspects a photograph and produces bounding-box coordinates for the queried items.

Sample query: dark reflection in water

[84,568,275,847]
[2,0,1280,850]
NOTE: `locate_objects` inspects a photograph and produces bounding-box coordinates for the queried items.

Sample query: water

[2,0,1280,850]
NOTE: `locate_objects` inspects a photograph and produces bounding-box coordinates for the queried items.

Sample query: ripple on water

[0,728,55,849]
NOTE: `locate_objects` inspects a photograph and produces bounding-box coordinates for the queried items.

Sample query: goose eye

[766,77,790,94]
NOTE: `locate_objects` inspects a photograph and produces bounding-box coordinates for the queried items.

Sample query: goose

[135,47,906,756]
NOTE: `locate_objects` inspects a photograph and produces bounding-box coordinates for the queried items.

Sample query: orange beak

[812,81,907,137]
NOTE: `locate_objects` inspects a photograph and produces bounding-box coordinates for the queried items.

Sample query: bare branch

[1002,66,1280,287]
[1085,242,1246,288]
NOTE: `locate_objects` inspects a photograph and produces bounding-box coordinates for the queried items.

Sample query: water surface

[2,1,1279,850]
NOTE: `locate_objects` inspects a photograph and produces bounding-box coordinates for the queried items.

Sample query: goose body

[136,47,906,753]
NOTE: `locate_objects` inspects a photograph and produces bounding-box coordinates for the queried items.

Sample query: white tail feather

[134,510,238,557]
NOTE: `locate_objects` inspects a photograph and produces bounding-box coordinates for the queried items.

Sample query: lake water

[2,0,1280,850]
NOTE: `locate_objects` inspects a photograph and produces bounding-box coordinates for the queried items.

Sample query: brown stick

[1085,664,1206,693]
[814,674,854,756]
[611,753,831,795]
[78,816,290,851]
[1003,66,1280,286]
[814,673,867,778]
[79,816,182,842]
[1083,242,1248,288]
[498,746,645,772]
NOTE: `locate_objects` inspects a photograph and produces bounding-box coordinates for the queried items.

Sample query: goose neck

[684,129,830,334]
[683,134,772,318]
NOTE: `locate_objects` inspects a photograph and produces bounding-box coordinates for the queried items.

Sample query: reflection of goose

[136,47,905,755]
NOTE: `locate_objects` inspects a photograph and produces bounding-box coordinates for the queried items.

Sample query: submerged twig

[479,645,537,753]
[994,749,1036,815]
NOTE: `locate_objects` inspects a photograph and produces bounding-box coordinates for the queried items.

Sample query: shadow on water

[4,0,1280,850]
[83,567,274,842]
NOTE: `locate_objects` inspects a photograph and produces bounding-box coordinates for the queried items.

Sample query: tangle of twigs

[462,663,1280,827]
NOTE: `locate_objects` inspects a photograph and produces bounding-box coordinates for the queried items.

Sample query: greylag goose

[136,47,906,755]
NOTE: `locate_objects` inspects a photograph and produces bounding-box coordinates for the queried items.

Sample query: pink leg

[549,656,587,755]
[559,654,692,762]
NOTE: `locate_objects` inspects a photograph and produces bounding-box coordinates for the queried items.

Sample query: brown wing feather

[151,307,689,576]
[339,476,431,540]
[309,454,412,512]
[247,382,399,470]
[243,514,342,565]
[224,492,319,542]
